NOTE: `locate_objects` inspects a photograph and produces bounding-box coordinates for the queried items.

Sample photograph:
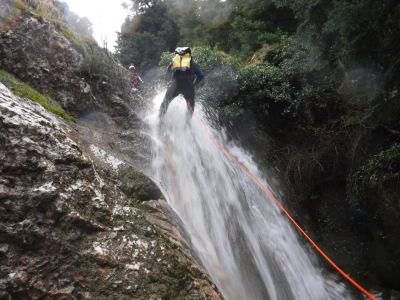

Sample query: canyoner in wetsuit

[159,47,204,118]
[129,64,143,90]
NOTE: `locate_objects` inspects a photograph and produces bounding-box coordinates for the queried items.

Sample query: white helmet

[129,65,135,70]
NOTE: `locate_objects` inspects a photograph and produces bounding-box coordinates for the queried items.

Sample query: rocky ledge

[0,82,221,299]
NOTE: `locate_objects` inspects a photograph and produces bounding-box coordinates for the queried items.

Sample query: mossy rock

[119,165,163,202]
[0,70,76,122]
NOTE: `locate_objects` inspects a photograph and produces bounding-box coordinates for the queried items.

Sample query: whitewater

[143,91,353,300]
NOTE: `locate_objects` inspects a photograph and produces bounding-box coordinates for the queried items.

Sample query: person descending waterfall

[129,65,143,90]
[159,47,204,118]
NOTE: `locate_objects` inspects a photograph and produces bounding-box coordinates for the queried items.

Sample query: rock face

[0,7,150,169]
[0,14,87,113]
[0,83,222,299]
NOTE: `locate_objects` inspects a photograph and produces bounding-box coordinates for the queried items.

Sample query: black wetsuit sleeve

[192,62,204,82]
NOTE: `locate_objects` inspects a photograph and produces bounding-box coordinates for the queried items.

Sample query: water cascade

[144,91,352,300]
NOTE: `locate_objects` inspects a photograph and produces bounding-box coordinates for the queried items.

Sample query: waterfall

[143,91,352,300]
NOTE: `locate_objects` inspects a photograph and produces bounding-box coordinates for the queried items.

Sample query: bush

[159,51,175,68]
[79,46,132,97]
[158,42,337,132]
[80,47,113,79]
[160,46,231,72]
[57,26,92,57]
[191,47,227,73]
[0,70,76,122]
[347,143,400,200]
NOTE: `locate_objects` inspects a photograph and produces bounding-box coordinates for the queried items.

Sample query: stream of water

[143,91,353,300]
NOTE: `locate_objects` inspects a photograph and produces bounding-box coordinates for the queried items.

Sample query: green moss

[0,70,77,122]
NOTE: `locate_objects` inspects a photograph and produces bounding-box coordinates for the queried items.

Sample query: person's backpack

[172,47,191,73]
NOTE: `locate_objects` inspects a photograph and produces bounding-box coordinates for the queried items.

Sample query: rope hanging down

[185,101,377,300]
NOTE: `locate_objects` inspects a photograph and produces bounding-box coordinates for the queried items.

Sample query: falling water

[143,91,353,300]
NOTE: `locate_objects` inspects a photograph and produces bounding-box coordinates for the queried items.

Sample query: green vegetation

[57,26,91,57]
[348,143,400,200]
[15,0,36,15]
[117,1,180,70]
[117,0,295,69]
[79,45,132,97]
[17,0,94,57]
[117,0,399,132]
[0,70,76,122]
[117,0,400,199]
[118,0,400,288]
[19,0,131,97]
[18,0,94,39]
[13,0,133,115]
[160,46,230,71]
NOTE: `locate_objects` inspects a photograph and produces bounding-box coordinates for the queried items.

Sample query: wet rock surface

[0,83,222,299]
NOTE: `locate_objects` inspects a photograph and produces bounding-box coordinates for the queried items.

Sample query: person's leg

[182,83,195,115]
[159,81,178,118]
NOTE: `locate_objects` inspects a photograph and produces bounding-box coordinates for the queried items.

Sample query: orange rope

[185,102,377,300]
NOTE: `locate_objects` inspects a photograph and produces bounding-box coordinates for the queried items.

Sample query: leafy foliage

[116,1,179,70]
[117,0,296,69]
[79,45,133,98]
[116,0,400,286]
[120,0,400,207]
[348,143,400,200]
[128,0,160,14]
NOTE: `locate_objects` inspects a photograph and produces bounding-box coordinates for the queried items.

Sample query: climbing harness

[184,100,377,300]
